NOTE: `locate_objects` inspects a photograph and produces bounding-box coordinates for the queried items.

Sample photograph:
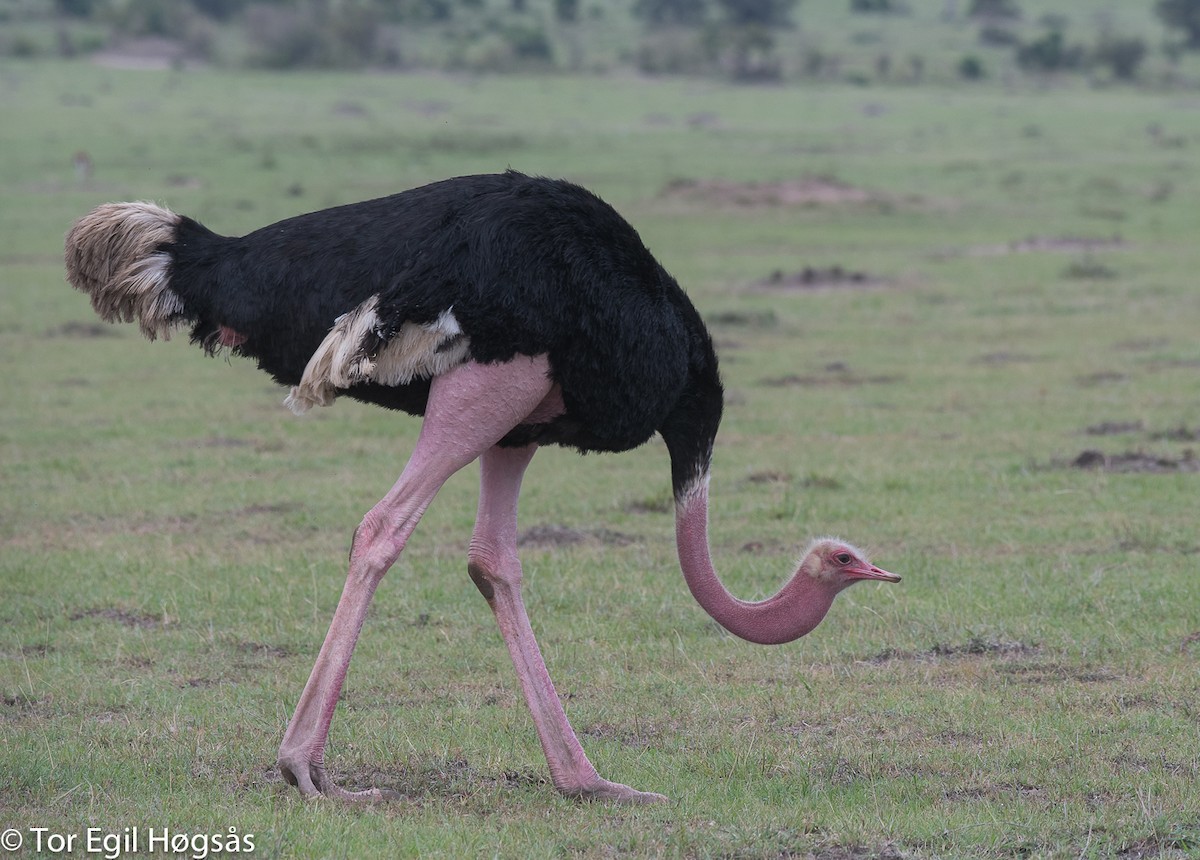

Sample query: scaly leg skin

[277,356,557,800]
[469,444,668,804]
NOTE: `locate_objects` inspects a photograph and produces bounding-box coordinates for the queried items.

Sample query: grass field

[2,56,1199,859]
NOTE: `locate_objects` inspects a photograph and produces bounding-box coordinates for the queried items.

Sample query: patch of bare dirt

[517,524,636,548]
[69,607,162,629]
[1068,449,1200,473]
[1149,425,1200,442]
[762,363,903,388]
[1062,257,1119,280]
[945,781,1044,802]
[1151,357,1200,370]
[708,309,778,328]
[332,100,370,118]
[659,175,880,208]
[236,502,301,516]
[1064,423,1200,473]
[1076,370,1127,387]
[623,496,672,515]
[3,499,310,553]
[295,759,481,801]
[865,637,1038,665]
[739,538,787,555]
[402,98,452,117]
[45,321,120,338]
[745,469,791,484]
[751,265,886,292]
[582,721,663,749]
[808,843,906,860]
[1116,338,1167,352]
[801,474,845,490]
[235,641,294,660]
[996,662,1118,685]
[927,637,1038,659]
[1117,835,1198,859]
[499,769,550,794]
[966,233,1128,257]
[165,174,203,190]
[2,693,39,712]
[973,351,1038,365]
[200,435,256,448]
[1,693,52,723]
[1086,421,1145,436]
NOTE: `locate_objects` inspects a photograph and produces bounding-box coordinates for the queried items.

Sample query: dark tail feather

[64,202,186,340]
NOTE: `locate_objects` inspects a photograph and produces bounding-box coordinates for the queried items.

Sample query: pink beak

[847,562,901,583]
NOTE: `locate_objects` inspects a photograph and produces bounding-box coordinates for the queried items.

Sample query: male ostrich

[65,171,899,803]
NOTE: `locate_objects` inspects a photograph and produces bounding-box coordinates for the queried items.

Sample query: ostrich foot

[562,777,668,804]
[277,756,399,802]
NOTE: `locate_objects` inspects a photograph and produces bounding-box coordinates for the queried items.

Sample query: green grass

[3,58,1200,859]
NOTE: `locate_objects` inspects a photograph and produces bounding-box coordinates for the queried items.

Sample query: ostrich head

[798,538,901,594]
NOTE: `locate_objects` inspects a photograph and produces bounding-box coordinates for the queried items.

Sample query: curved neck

[674,479,834,645]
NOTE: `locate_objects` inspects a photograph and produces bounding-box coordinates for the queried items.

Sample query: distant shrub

[703,22,783,81]
[906,52,924,81]
[958,54,985,79]
[245,5,327,68]
[452,30,516,72]
[1093,35,1148,80]
[401,0,455,23]
[1037,13,1069,31]
[67,30,108,55]
[969,0,1020,19]
[55,0,103,16]
[190,0,248,21]
[449,19,556,72]
[1016,29,1084,73]
[504,22,553,61]
[554,0,580,23]
[801,47,840,78]
[328,6,384,62]
[243,1,395,68]
[111,0,192,38]
[850,0,904,13]
[635,28,711,74]
[1156,0,1200,49]
[633,0,710,28]
[4,33,41,58]
[715,0,797,28]
[978,24,1019,46]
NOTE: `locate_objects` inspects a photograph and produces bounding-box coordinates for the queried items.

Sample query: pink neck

[674,481,835,645]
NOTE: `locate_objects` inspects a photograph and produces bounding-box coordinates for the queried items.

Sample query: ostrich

[64,171,900,803]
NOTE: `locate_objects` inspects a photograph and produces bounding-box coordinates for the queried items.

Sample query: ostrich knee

[467,561,496,600]
[467,548,522,602]
[348,512,410,584]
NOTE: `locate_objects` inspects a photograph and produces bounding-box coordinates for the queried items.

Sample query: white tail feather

[285,298,470,414]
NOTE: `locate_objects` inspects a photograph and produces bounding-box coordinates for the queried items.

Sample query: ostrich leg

[468,444,667,803]
[276,356,556,800]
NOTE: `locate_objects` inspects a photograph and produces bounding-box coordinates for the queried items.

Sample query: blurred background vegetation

[5,0,1200,85]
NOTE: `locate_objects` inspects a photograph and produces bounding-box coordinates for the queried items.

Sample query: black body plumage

[96,172,724,494]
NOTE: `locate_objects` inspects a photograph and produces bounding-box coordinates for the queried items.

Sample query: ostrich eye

[835,552,853,565]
